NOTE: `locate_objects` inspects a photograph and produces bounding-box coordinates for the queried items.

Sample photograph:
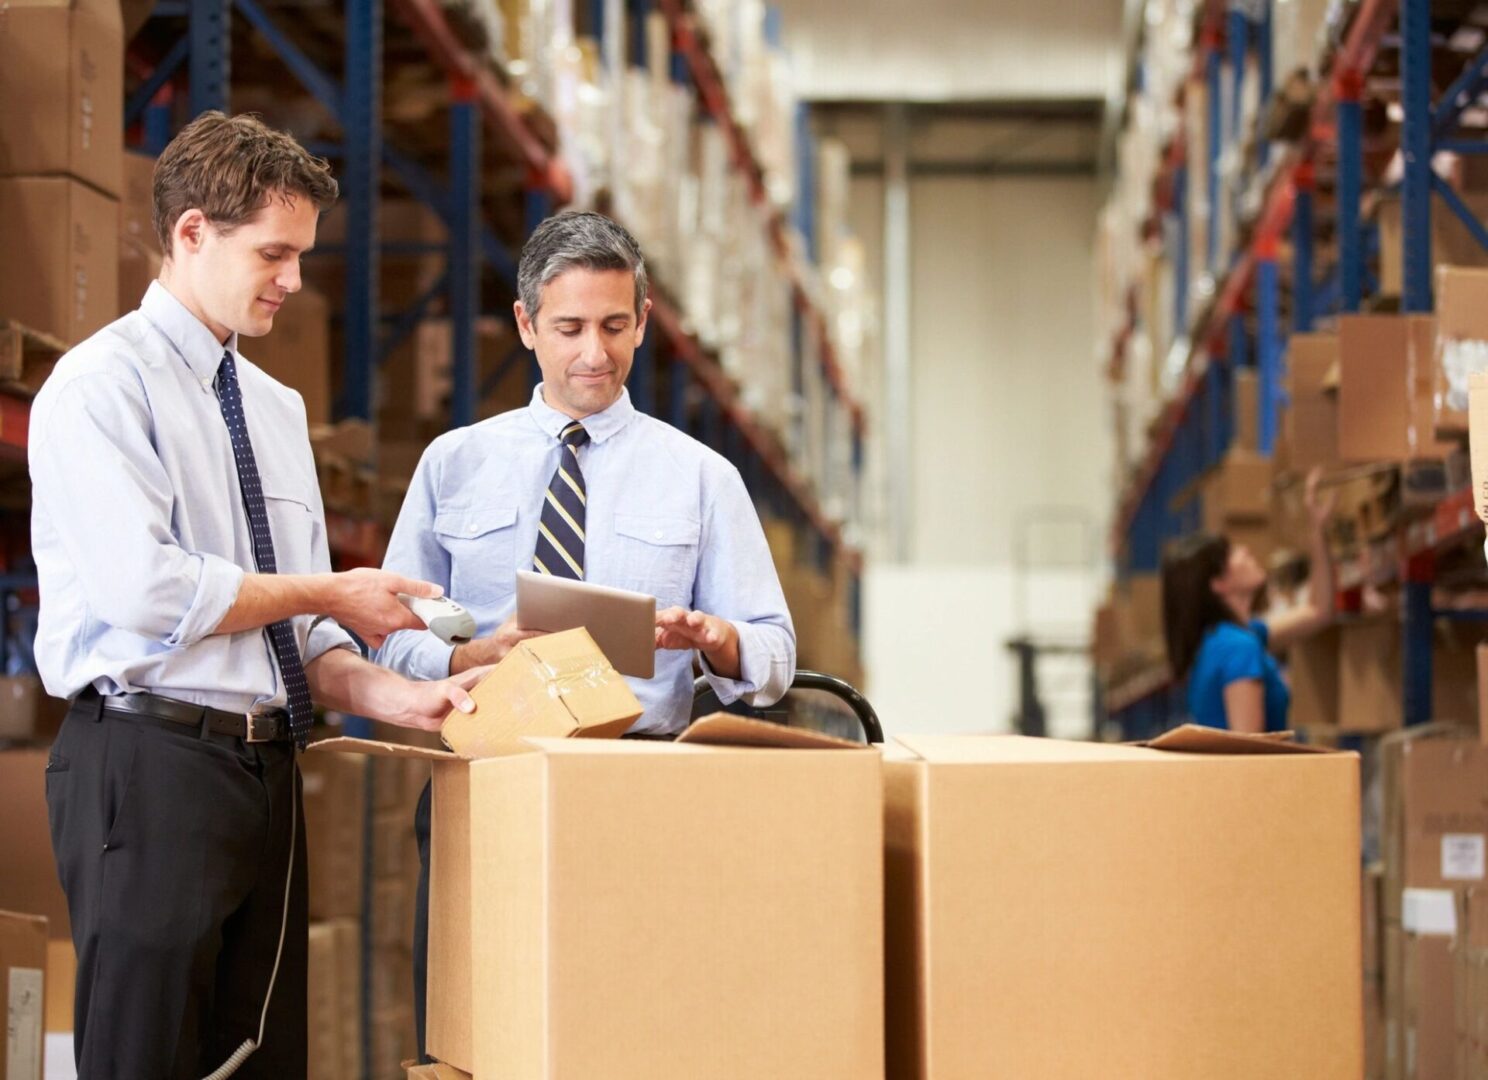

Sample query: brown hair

[1160,532,1241,681]
[152,111,338,256]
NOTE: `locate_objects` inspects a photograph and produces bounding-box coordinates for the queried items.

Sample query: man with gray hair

[375,210,796,1056]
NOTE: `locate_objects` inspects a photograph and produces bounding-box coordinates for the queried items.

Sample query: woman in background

[1161,470,1335,733]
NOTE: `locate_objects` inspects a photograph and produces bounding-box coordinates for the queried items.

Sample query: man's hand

[321,568,443,649]
[379,665,493,731]
[449,615,546,675]
[656,606,741,680]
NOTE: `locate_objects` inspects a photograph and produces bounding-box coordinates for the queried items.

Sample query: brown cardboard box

[117,236,160,315]
[244,284,332,424]
[1387,921,1406,1080]
[330,918,363,1080]
[884,726,1362,1079]
[1286,333,1341,473]
[0,176,119,344]
[307,921,341,1080]
[1114,573,1163,659]
[1404,931,1455,1080]
[1433,266,1488,437]
[373,808,416,881]
[1340,315,1457,464]
[1337,621,1483,734]
[372,1007,417,1080]
[0,0,123,199]
[120,150,154,251]
[1380,196,1488,298]
[313,713,884,1079]
[371,945,413,1014]
[0,751,69,939]
[438,628,644,758]
[0,676,67,742]
[1479,643,1488,746]
[405,1064,473,1080]
[0,910,47,1080]
[300,750,367,920]
[45,937,74,1032]
[372,876,413,949]
[1289,626,1341,729]
[1382,729,1488,926]
[1201,448,1273,527]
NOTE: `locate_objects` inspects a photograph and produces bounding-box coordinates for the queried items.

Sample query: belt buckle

[244,712,277,743]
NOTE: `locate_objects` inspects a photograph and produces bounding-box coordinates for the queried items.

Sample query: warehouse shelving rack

[1103,0,1488,739]
[113,0,871,612]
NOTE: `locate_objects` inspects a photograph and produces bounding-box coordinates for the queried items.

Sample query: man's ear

[173,208,208,255]
[514,300,538,349]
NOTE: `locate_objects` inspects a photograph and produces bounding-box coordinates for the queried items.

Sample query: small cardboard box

[1286,333,1341,474]
[245,285,333,425]
[0,175,118,344]
[0,0,123,198]
[300,750,367,920]
[884,726,1362,1079]
[314,714,884,1080]
[0,910,47,1080]
[0,751,70,940]
[1340,315,1457,464]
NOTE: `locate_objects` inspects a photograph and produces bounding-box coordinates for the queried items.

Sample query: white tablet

[514,570,657,679]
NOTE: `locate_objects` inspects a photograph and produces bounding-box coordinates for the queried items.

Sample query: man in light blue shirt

[29,112,485,1080]
[379,211,795,1057]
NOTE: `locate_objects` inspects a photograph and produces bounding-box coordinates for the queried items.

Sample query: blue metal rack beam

[1400,0,1433,312]
[449,90,481,429]
[340,0,384,421]
[124,36,189,128]
[188,0,229,114]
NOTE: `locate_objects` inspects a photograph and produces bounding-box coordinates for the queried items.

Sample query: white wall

[855,174,1110,739]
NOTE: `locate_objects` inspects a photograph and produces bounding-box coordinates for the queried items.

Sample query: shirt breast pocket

[612,513,700,607]
[262,489,318,574]
[435,505,519,605]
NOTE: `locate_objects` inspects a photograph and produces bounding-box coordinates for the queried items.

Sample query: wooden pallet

[0,319,68,397]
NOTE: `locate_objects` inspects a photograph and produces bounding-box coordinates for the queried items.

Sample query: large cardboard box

[1200,448,1272,528]
[1479,643,1488,746]
[0,751,69,940]
[330,918,363,1080]
[1286,332,1341,473]
[1337,621,1484,734]
[1340,315,1457,464]
[1288,625,1341,729]
[1233,366,1260,452]
[1382,730,1488,925]
[1403,931,1455,1080]
[307,921,340,1080]
[316,713,885,1080]
[0,910,47,1080]
[0,176,118,345]
[1380,196,1488,299]
[300,750,367,920]
[884,726,1362,1080]
[245,284,333,425]
[1433,265,1488,437]
[0,0,123,199]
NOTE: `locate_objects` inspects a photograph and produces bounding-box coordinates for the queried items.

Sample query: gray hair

[517,211,648,323]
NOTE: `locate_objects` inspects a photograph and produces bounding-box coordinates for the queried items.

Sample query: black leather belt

[80,688,292,743]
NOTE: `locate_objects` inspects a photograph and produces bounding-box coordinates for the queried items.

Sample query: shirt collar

[140,280,240,383]
[527,384,637,445]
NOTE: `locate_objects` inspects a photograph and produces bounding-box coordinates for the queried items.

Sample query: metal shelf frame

[1103,0,1488,737]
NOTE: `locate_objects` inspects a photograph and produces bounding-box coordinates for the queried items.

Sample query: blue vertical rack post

[448,82,481,429]
[1255,238,1281,455]
[1337,69,1364,313]
[189,0,230,114]
[341,0,383,422]
[1292,162,1315,333]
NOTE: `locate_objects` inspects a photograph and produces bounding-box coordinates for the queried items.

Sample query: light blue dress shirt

[375,385,796,734]
[28,281,356,711]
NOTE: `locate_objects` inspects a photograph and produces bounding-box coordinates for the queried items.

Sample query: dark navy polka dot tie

[216,351,313,748]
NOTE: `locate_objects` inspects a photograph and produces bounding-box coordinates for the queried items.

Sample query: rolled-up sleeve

[693,464,796,707]
[373,445,456,680]
[29,373,244,646]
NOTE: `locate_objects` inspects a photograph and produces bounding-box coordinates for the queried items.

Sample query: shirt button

[654,530,663,540]
[468,524,478,535]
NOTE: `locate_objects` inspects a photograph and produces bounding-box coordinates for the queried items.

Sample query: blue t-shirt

[1186,620,1291,733]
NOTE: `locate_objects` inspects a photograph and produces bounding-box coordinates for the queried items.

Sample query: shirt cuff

[698,620,790,707]
[380,628,457,683]
[164,554,244,648]
[304,615,361,665]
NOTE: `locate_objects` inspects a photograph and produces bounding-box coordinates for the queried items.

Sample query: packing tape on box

[1403,888,1459,936]
[535,655,617,698]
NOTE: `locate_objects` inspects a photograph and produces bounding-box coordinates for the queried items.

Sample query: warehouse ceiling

[771,0,1127,102]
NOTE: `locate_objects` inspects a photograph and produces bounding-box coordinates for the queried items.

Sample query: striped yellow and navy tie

[534,421,589,580]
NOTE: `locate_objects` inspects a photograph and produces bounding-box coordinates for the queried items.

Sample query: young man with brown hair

[29,111,482,1078]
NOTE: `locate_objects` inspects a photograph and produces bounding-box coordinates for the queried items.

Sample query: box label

[1443,833,1486,881]
[8,967,43,1080]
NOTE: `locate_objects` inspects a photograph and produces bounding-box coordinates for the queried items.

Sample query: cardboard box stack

[300,749,368,1078]
[0,0,122,344]
[368,751,429,1078]
[314,628,885,1080]
[0,909,48,1080]
[1380,727,1488,1080]
[1339,315,1457,466]
[884,726,1363,1079]
[1455,888,1488,1080]
[118,150,161,314]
